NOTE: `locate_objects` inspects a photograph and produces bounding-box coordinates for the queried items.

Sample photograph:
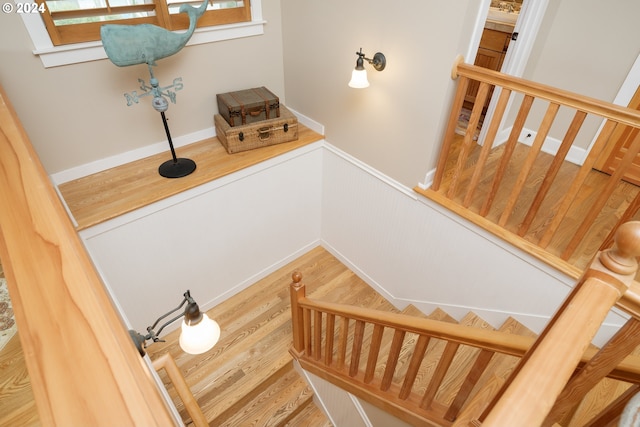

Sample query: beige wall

[280,0,640,185]
[1,0,639,185]
[0,1,286,174]
[521,0,640,148]
[280,0,480,187]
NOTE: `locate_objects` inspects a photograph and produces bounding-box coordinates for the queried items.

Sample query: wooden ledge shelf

[59,125,323,231]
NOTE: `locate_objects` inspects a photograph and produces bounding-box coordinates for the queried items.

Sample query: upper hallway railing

[415,60,640,281]
[289,221,640,426]
[0,85,178,425]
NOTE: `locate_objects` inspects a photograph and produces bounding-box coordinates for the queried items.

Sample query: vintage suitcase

[215,105,298,154]
[216,86,280,127]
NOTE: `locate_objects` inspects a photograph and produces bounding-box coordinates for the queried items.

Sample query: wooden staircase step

[425,306,458,323]
[452,316,537,424]
[284,398,333,427]
[451,373,505,427]
[366,306,458,398]
[435,312,495,406]
[470,316,537,391]
[196,316,296,421]
[216,361,315,427]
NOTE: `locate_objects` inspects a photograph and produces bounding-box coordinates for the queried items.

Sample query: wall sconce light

[348,48,387,89]
[129,290,220,356]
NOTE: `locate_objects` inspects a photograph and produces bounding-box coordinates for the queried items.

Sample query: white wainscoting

[76,131,626,341]
[80,142,323,333]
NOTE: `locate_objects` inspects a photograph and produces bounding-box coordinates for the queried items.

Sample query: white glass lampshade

[348,68,369,89]
[179,313,221,355]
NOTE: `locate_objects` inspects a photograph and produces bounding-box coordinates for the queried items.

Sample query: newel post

[290,271,306,357]
[483,221,640,427]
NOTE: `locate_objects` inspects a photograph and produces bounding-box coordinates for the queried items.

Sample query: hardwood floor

[0,261,39,427]
[427,133,640,273]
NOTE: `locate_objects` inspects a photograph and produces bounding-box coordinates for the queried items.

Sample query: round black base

[158,158,197,178]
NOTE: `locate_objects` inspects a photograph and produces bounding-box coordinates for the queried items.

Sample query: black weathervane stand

[125,65,196,178]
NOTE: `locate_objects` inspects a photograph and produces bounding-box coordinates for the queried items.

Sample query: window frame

[17,0,264,68]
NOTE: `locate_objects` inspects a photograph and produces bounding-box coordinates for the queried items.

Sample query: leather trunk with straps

[216,86,280,127]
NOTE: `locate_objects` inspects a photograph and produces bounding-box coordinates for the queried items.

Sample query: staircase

[147,246,638,427]
[146,246,402,426]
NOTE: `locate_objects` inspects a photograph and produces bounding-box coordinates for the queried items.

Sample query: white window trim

[17,0,264,68]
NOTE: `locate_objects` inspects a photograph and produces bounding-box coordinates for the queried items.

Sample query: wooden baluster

[447,82,491,200]
[152,353,209,427]
[561,131,640,260]
[314,310,323,360]
[364,324,385,384]
[499,102,560,227]
[539,120,618,248]
[480,94,534,216]
[517,110,587,237]
[349,320,366,377]
[324,313,336,366]
[399,335,430,400]
[381,330,406,391]
[444,349,495,421]
[599,190,640,251]
[421,341,460,409]
[337,316,350,371]
[304,308,312,356]
[482,221,640,427]
[432,76,470,192]
[463,88,512,208]
[289,271,306,356]
[542,317,640,426]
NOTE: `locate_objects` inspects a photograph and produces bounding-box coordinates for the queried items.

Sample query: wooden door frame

[587,52,640,162]
[468,0,549,145]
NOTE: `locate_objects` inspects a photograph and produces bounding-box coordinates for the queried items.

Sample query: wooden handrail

[421,60,640,283]
[0,86,177,424]
[293,293,640,383]
[288,236,640,427]
[452,63,640,128]
[482,221,640,427]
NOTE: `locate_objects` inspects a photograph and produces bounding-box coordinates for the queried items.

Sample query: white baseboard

[516,127,587,165]
[418,125,588,192]
[50,126,215,185]
[50,106,324,185]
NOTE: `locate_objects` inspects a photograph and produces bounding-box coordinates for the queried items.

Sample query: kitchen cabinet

[466,28,512,107]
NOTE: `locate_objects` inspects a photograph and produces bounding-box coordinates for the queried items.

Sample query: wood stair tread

[435,312,495,406]
[217,361,315,427]
[284,399,333,427]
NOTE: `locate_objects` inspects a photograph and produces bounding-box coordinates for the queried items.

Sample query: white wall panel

[81,144,323,333]
[79,138,628,344]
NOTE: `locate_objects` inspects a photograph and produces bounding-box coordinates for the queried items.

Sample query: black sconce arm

[355,48,386,72]
[130,290,202,356]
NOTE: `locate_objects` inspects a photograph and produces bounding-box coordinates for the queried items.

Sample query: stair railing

[480,221,640,426]
[416,60,640,279]
[289,223,640,427]
[0,85,177,425]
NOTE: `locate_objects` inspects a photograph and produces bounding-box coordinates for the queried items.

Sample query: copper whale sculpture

[100,0,209,67]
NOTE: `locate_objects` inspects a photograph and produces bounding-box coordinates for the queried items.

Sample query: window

[17,0,264,67]
[36,0,251,45]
